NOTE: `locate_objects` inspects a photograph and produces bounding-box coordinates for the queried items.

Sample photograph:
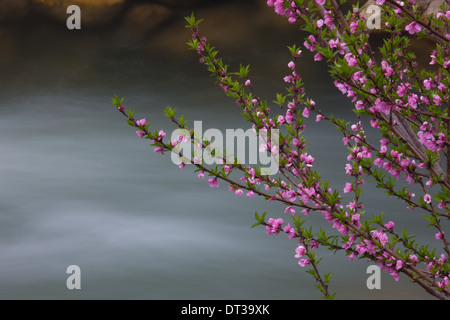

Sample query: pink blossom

[324,13,335,29]
[284,206,296,215]
[444,59,450,69]
[293,138,302,148]
[136,131,145,139]
[334,81,347,94]
[350,21,358,33]
[298,259,310,267]
[432,94,442,105]
[381,61,394,77]
[219,83,230,92]
[348,252,357,261]
[373,158,383,167]
[423,194,432,204]
[283,224,296,239]
[430,51,437,65]
[208,177,219,188]
[384,221,395,230]
[343,182,353,193]
[400,158,410,168]
[302,107,310,118]
[355,244,367,255]
[345,53,357,67]
[193,157,201,164]
[405,21,421,34]
[287,102,296,110]
[284,75,293,83]
[316,19,324,28]
[407,94,418,109]
[136,118,146,127]
[154,147,164,155]
[351,214,360,224]
[266,218,283,235]
[197,172,204,180]
[246,191,255,198]
[396,83,407,97]
[300,153,315,167]
[328,38,339,48]
[295,245,306,258]
[382,161,393,172]
[315,0,326,5]
[178,134,189,143]
[223,165,231,175]
[371,229,388,245]
[314,52,324,61]
[273,1,288,16]
[157,130,166,141]
[316,115,324,122]
[352,71,363,83]
[435,232,443,240]
[391,272,400,282]
[266,226,275,235]
[304,41,315,52]
[408,254,418,264]
[285,111,294,124]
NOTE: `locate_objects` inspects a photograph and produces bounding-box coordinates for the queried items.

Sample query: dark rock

[113,3,173,47]
[0,27,17,69]
[149,0,298,57]
[0,0,30,22]
[155,0,211,7]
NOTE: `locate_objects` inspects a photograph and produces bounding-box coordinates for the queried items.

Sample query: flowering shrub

[113,0,450,299]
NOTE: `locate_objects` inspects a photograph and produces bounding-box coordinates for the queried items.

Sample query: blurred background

[0,0,436,299]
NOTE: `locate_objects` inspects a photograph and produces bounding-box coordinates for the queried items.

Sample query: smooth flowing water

[0,2,435,299]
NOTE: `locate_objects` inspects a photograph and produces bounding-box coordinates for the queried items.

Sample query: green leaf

[184,13,204,28]
[239,64,250,78]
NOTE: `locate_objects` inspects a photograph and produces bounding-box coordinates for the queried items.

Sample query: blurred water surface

[0,1,436,299]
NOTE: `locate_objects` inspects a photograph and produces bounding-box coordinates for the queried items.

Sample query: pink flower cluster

[150,6,450,298]
[265,217,284,235]
[267,0,301,23]
[417,121,447,153]
[295,245,310,267]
